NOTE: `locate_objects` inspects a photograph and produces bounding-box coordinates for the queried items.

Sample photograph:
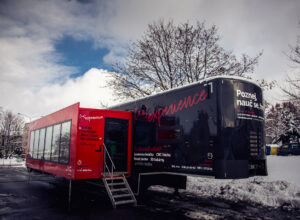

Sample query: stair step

[102,172,128,176]
[104,177,124,180]
[113,193,132,199]
[115,199,136,206]
[110,188,128,192]
[108,182,125,186]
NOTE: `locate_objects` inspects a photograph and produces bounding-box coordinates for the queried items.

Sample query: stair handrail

[103,143,116,178]
[102,143,137,208]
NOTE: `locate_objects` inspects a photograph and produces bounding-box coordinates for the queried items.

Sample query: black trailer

[111,76,267,191]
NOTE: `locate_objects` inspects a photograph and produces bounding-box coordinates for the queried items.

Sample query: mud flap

[214,160,249,179]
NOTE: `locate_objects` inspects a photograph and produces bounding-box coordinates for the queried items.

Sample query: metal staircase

[102,143,137,209]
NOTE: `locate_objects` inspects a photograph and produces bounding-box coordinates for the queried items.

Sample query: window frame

[37,128,46,160]
[27,119,72,165]
[59,120,72,164]
[50,123,62,163]
[33,129,40,159]
[43,125,53,162]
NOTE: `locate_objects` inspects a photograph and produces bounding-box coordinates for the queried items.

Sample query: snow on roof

[266,144,280,148]
[110,75,261,109]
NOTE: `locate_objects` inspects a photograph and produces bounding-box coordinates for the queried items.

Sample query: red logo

[134,89,208,127]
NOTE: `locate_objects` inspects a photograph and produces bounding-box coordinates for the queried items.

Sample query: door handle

[95,145,102,152]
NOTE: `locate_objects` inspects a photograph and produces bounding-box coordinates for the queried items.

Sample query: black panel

[112,78,266,179]
[113,82,216,176]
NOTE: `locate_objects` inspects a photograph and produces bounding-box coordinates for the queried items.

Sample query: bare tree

[281,36,300,103]
[287,36,300,65]
[0,110,24,156]
[109,20,262,100]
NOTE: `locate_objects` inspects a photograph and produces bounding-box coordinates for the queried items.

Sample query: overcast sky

[0,0,299,119]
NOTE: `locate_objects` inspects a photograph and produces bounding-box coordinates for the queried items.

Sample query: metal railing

[103,143,116,178]
[102,143,137,208]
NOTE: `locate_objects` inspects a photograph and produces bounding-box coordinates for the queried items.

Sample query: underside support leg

[68,179,72,211]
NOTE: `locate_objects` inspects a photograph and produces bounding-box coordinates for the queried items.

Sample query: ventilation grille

[249,131,260,156]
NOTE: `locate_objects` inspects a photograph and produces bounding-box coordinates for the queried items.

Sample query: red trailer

[26,102,133,179]
[26,103,136,208]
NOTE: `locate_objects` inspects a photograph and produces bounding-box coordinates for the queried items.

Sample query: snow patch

[187,176,300,209]
[185,210,220,220]
[151,156,300,210]
[187,156,300,209]
[0,158,26,167]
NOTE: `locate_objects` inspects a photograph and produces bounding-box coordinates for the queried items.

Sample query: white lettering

[237,99,253,107]
[237,90,257,101]
[79,114,103,121]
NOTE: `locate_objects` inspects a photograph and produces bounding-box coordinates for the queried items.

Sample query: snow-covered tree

[265,102,300,144]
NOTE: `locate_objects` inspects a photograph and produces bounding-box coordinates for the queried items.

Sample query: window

[29,131,34,158]
[44,126,53,161]
[33,130,40,159]
[59,121,71,163]
[51,124,61,162]
[37,128,45,159]
[28,120,71,164]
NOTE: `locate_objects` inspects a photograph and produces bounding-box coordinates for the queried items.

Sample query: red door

[103,111,132,175]
[77,109,132,179]
[77,109,105,179]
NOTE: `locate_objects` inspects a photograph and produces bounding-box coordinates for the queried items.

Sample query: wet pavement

[0,167,299,220]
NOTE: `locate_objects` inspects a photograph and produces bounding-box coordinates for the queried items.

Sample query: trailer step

[103,176,124,180]
[115,199,136,206]
[110,188,128,192]
[108,182,125,186]
[113,193,132,199]
[102,143,136,208]
[102,175,137,208]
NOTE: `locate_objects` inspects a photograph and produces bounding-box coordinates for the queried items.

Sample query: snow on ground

[150,156,300,210]
[266,155,300,184]
[186,156,300,209]
[1,155,300,210]
[0,157,26,167]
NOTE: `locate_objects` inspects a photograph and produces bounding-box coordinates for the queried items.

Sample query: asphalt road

[0,167,299,220]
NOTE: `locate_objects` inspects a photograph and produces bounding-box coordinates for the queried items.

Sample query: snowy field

[151,156,300,211]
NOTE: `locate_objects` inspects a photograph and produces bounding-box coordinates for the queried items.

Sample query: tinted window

[51,124,61,162]
[44,126,53,160]
[104,118,128,172]
[33,130,40,159]
[29,131,34,158]
[59,121,71,163]
[28,120,72,164]
[37,128,45,159]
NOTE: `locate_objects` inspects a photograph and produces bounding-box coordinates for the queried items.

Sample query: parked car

[278,143,300,156]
